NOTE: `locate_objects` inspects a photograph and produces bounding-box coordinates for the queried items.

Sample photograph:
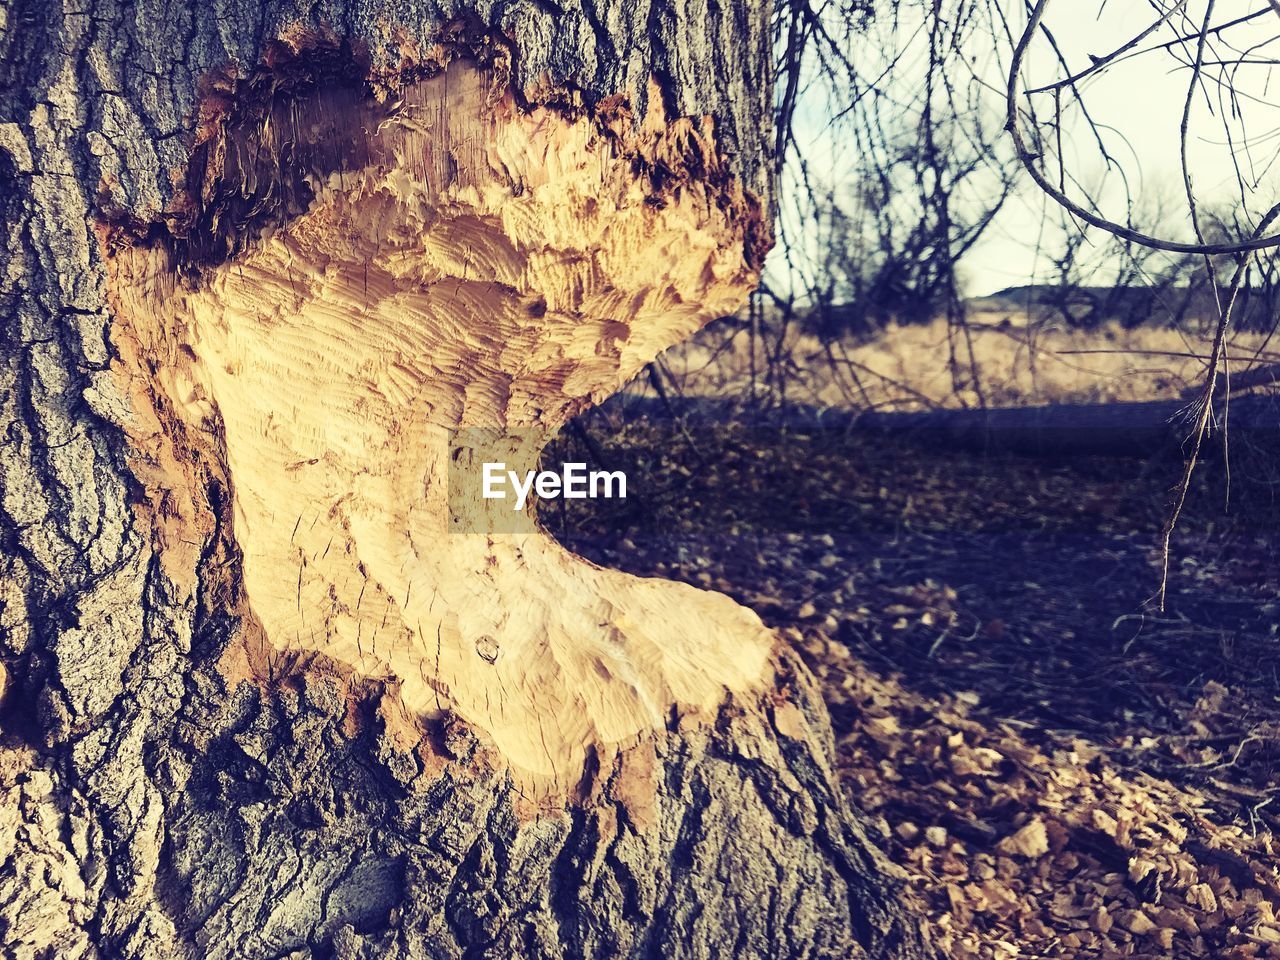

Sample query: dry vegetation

[656,313,1280,411]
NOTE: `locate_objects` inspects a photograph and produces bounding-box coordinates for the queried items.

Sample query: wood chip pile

[793,630,1280,959]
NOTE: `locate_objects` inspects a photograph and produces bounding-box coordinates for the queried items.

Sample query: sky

[778,1,1280,298]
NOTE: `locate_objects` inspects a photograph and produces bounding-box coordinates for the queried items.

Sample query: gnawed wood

[0,4,933,957]
[108,62,773,791]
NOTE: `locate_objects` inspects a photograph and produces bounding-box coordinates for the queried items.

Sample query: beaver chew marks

[108,62,774,790]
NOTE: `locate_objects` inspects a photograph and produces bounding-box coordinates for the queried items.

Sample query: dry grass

[659,313,1280,411]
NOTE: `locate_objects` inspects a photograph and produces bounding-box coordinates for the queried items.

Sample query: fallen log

[859,394,1280,459]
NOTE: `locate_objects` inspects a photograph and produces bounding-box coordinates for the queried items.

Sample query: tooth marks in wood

[107,62,773,791]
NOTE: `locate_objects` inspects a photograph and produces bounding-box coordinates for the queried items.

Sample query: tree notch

[106,59,775,792]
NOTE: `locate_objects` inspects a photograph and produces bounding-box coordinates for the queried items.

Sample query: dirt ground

[549,405,1280,959]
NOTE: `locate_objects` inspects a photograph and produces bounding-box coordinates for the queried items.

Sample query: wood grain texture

[0,1,933,957]
[109,62,774,790]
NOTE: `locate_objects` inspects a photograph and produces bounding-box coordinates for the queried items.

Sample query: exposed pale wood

[109,63,773,790]
[0,3,934,957]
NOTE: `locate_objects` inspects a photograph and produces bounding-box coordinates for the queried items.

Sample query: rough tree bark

[0,2,932,958]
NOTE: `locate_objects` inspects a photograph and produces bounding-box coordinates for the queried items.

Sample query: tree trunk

[0,3,931,958]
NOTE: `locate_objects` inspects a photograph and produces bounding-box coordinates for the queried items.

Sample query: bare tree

[1001,0,1280,602]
